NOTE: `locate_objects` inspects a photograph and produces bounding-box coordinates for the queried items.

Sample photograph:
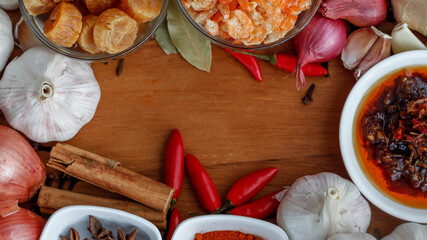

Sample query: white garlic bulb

[0,0,18,10]
[0,8,13,72]
[327,232,376,240]
[0,47,101,143]
[383,223,427,240]
[277,172,371,240]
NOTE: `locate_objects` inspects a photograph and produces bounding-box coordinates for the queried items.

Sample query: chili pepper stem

[169,199,177,211]
[188,212,204,216]
[234,51,277,65]
[212,199,234,214]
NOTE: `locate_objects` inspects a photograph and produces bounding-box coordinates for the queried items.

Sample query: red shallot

[0,208,45,240]
[294,14,346,89]
[320,0,388,27]
[0,125,46,203]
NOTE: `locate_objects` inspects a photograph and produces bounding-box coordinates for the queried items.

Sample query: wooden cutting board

[2,9,405,237]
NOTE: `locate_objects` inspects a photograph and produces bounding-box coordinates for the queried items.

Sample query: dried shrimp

[184,0,312,45]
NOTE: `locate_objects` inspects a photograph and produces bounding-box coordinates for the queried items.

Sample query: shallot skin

[0,126,46,203]
[0,208,45,240]
[294,14,346,89]
[320,0,388,27]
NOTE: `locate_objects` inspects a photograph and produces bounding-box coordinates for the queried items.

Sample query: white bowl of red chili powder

[171,214,288,240]
[340,50,427,223]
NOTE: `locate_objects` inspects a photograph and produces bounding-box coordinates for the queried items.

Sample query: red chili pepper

[164,129,184,200]
[413,119,427,135]
[229,189,286,219]
[185,154,221,213]
[165,208,182,240]
[240,52,328,76]
[223,167,278,209]
[394,120,405,140]
[225,48,263,82]
[274,53,328,76]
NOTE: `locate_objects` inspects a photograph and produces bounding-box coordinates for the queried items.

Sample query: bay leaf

[155,19,178,55]
[167,0,212,72]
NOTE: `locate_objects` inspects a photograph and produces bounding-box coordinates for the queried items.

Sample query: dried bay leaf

[155,19,178,55]
[167,0,212,72]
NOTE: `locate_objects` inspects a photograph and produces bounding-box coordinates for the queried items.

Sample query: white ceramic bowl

[171,215,289,240]
[340,50,427,222]
[40,206,162,240]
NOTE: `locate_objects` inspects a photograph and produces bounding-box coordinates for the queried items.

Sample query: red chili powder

[194,231,263,240]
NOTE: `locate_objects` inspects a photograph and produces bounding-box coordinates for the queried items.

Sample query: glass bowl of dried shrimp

[177,0,320,53]
[19,0,168,61]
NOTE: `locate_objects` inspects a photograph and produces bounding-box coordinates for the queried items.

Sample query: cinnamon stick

[38,186,167,229]
[47,143,174,212]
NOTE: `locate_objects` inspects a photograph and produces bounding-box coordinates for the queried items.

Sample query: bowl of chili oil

[353,66,427,208]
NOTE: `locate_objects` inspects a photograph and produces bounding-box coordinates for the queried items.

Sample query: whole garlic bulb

[0,47,101,143]
[0,8,13,72]
[327,232,376,240]
[277,172,371,240]
[0,0,18,10]
[383,223,427,240]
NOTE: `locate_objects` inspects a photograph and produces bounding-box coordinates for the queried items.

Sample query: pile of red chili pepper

[162,129,283,239]
[224,49,328,82]
[194,231,263,240]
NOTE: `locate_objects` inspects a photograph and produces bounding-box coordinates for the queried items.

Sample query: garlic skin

[277,172,371,240]
[392,0,427,37]
[0,47,101,143]
[0,8,13,72]
[341,27,379,70]
[391,23,427,54]
[327,232,376,240]
[354,27,392,80]
[383,223,427,240]
[0,0,19,10]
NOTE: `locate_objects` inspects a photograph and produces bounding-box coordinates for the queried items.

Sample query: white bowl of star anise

[40,205,162,240]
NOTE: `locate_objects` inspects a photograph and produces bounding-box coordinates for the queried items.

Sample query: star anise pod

[60,228,80,240]
[126,229,138,240]
[70,228,80,240]
[88,215,103,237]
[117,228,126,240]
[117,227,138,240]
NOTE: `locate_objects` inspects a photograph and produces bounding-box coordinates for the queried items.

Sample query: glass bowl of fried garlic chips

[177,0,320,53]
[19,0,168,61]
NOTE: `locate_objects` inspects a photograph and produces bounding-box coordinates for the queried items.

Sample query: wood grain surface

[2,9,408,238]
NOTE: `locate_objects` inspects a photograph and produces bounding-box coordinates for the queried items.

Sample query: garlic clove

[341,27,379,70]
[391,0,427,37]
[391,23,427,54]
[382,223,427,240]
[327,232,376,240]
[354,27,392,80]
[0,8,14,72]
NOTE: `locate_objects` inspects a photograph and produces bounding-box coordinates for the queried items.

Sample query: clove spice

[116,59,124,76]
[302,84,316,105]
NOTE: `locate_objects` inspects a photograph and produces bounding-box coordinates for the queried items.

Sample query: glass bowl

[18,0,169,61]
[176,0,321,54]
